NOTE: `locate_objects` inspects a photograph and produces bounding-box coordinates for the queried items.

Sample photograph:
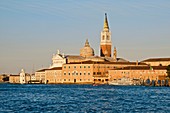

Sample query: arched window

[107,35,109,40]
[102,35,105,40]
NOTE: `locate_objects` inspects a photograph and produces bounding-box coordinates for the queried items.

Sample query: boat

[109,77,133,86]
[92,84,99,86]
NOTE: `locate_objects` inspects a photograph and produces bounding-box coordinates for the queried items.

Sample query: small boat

[109,77,133,86]
[92,84,98,86]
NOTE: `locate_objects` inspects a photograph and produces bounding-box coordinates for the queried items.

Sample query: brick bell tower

[100,13,112,57]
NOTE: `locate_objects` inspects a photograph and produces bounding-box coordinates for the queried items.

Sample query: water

[0,84,170,113]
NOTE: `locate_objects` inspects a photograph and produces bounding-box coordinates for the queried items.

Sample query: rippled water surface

[0,84,170,113]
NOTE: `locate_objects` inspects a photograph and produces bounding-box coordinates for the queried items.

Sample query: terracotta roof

[36,67,62,72]
[10,74,19,76]
[47,67,62,70]
[65,55,85,59]
[112,66,167,70]
[105,57,129,62]
[85,56,105,61]
[10,74,30,76]
[36,69,47,72]
[141,58,170,62]
[67,60,147,65]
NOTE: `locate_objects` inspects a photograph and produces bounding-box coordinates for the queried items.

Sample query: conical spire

[103,13,109,30]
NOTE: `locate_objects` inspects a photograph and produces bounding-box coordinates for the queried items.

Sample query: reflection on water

[0,84,170,112]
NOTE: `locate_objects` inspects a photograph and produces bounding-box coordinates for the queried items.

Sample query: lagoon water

[0,84,170,113]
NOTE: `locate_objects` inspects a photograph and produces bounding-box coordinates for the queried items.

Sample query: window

[64,79,66,81]
[80,73,82,75]
[88,66,90,68]
[64,66,66,69]
[68,73,70,75]
[97,72,101,75]
[80,66,82,68]
[74,66,76,69]
[102,35,105,40]
[80,79,82,81]
[84,73,86,75]
[84,66,86,68]
[68,66,70,69]
[107,35,109,40]
[88,72,90,75]
[64,72,66,75]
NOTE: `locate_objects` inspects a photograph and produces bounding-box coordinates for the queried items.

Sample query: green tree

[166,65,170,78]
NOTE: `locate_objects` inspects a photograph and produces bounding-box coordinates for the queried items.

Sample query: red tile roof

[36,67,62,72]
[141,58,170,62]
[36,69,47,72]
[47,67,62,70]
[67,60,147,65]
[112,66,167,70]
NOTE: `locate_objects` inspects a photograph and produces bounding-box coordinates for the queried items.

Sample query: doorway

[74,79,76,83]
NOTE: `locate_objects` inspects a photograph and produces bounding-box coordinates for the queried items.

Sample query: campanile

[100,13,112,57]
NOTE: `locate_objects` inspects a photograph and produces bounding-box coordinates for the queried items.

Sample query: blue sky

[0,0,170,74]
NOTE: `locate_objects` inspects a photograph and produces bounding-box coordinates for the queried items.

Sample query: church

[9,13,169,85]
[34,13,148,84]
[49,13,128,68]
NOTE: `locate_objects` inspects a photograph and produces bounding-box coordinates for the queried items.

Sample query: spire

[103,13,109,30]
[85,39,90,47]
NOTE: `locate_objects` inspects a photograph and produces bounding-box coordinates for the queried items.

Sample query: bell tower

[100,13,112,57]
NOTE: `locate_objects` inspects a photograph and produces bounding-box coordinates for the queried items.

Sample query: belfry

[100,13,112,57]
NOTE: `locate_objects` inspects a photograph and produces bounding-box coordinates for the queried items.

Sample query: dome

[80,39,94,57]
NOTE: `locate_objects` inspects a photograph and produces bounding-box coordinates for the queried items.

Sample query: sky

[0,0,170,74]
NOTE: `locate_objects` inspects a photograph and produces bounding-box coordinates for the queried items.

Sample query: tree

[166,65,170,78]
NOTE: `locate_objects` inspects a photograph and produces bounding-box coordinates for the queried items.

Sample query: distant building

[52,61,146,84]
[9,74,30,84]
[50,50,66,68]
[9,69,31,84]
[108,66,167,85]
[45,67,62,84]
[35,68,46,83]
[0,74,5,82]
[31,74,36,81]
[20,69,26,84]
[9,75,20,83]
[62,61,94,84]
[141,58,170,66]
